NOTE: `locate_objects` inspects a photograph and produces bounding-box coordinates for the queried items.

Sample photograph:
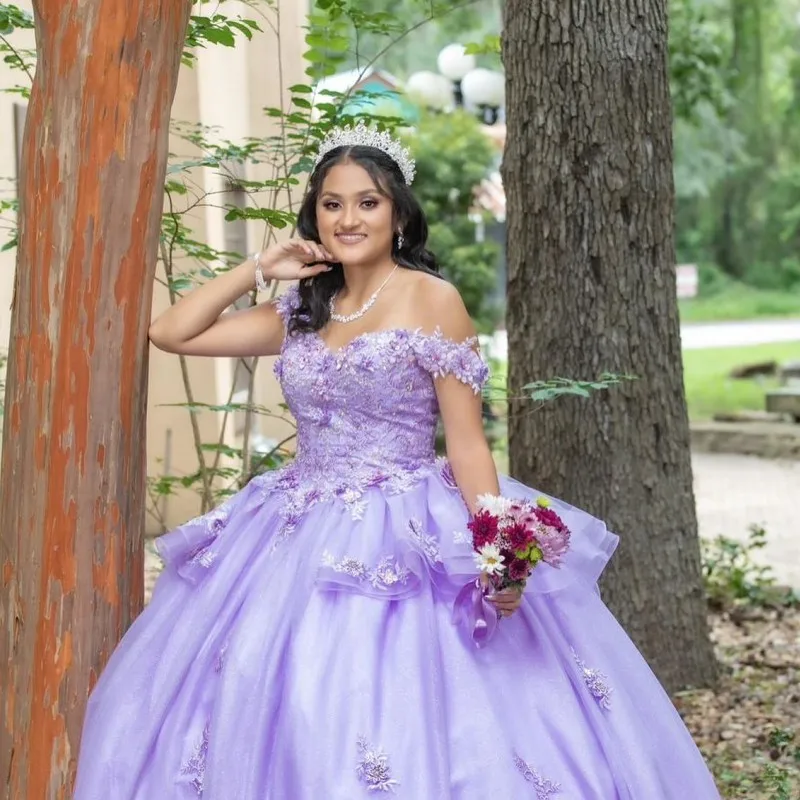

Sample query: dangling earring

[396,231,405,250]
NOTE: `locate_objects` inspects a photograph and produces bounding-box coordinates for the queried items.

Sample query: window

[13,103,27,180]
[223,179,248,266]
[231,356,255,437]
[221,175,255,437]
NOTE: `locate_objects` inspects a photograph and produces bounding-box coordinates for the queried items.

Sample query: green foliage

[669,0,727,122]
[522,374,637,404]
[405,110,500,330]
[673,0,800,293]
[0,3,34,97]
[758,728,800,800]
[0,3,32,33]
[183,14,260,65]
[701,525,798,608]
[0,195,18,251]
[328,0,503,75]
[463,34,500,57]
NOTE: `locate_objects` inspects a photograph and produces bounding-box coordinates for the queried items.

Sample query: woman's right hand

[257,238,336,282]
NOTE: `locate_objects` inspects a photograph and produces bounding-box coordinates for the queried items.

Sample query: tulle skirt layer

[74,469,720,799]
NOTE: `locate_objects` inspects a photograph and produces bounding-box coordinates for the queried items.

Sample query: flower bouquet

[453,494,572,647]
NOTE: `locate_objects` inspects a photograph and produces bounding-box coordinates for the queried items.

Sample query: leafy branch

[522,374,638,404]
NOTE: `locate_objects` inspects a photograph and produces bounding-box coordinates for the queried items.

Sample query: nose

[340,203,360,229]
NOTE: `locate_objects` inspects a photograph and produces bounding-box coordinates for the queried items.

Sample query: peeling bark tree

[0,2,192,796]
[501,1,717,692]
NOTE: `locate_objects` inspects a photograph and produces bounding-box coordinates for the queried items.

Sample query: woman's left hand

[480,574,523,618]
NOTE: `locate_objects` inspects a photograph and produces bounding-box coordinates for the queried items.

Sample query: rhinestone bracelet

[252,252,271,292]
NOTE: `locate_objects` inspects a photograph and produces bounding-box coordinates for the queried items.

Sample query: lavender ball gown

[75,286,720,799]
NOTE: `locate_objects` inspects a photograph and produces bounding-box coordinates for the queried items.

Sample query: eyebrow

[320,189,381,199]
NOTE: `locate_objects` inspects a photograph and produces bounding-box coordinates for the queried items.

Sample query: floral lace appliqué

[181,723,210,796]
[356,735,399,792]
[322,551,411,589]
[514,754,561,799]
[412,329,489,394]
[452,530,471,545]
[572,648,613,710]
[258,462,435,555]
[184,502,232,569]
[407,518,442,563]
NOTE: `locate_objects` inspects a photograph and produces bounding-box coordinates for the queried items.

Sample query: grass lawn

[683,341,800,420]
[679,285,800,323]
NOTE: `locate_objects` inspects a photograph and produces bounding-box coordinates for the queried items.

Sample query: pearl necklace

[328,265,399,324]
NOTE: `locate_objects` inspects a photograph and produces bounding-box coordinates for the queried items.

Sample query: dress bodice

[270,285,489,515]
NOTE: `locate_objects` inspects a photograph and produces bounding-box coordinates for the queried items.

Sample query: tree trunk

[501,0,717,693]
[0,2,191,797]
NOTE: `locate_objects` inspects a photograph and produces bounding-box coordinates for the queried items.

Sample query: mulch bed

[676,604,800,798]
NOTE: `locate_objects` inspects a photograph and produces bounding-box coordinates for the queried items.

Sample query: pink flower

[508,558,531,582]
[506,522,534,552]
[535,525,571,566]
[468,510,499,550]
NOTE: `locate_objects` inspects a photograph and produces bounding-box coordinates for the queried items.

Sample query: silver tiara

[313,121,416,185]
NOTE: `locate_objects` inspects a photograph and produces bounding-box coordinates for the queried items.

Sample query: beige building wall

[0,2,33,377]
[0,0,308,532]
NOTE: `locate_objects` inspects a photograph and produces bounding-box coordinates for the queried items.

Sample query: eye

[322,200,340,210]
[361,198,378,209]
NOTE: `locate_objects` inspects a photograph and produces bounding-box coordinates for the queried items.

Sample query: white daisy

[476,493,514,518]
[474,544,506,576]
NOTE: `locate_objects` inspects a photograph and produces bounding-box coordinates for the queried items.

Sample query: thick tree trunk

[0,2,191,797]
[501,1,717,692]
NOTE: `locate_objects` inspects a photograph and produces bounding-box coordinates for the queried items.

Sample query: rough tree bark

[0,2,191,797]
[501,1,717,692]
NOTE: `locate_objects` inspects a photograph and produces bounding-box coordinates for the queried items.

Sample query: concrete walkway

[144,452,799,602]
[483,319,800,360]
[693,451,799,589]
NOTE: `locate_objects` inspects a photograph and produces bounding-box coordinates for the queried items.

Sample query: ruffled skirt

[74,467,720,799]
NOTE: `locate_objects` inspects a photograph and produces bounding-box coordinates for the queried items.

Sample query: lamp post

[406,43,505,124]
[436,43,477,107]
[460,67,505,125]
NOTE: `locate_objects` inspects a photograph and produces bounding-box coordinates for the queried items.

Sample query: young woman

[74,124,720,799]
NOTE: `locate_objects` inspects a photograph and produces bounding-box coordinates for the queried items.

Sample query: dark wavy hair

[290,144,441,333]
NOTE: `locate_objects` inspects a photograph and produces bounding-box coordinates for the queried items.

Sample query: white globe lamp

[405,70,455,111]
[461,68,506,124]
[436,44,477,82]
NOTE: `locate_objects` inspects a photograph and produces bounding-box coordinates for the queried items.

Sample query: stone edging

[690,421,800,461]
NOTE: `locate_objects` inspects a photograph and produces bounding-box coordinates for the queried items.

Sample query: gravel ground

[679,605,800,799]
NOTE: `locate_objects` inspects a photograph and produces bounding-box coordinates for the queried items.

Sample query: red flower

[468,510,499,549]
[506,522,534,552]
[509,558,531,582]
[534,506,567,532]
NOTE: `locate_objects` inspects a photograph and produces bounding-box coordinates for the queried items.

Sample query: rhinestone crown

[313,121,416,185]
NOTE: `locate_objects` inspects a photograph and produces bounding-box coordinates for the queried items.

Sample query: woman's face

[316,161,396,268]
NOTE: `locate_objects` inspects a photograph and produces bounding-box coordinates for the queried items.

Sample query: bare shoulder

[401,271,476,341]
